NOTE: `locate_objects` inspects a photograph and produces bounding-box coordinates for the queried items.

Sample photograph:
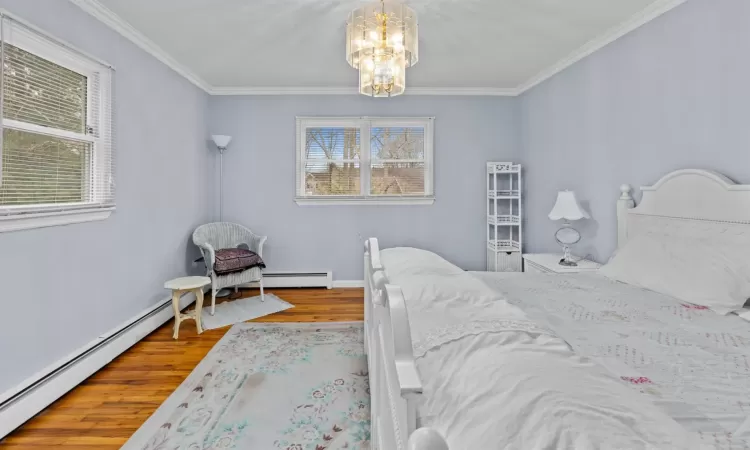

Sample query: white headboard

[617,169,750,249]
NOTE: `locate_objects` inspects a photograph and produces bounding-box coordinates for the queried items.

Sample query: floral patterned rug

[122,322,370,450]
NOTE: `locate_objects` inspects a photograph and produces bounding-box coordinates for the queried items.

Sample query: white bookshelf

[487,162,522,272]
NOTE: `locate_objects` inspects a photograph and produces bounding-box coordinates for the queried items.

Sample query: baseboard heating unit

[0,291,201,439]
[260,271,333,289]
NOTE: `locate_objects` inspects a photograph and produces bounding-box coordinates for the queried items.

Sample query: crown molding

[71,0,685,97]
[209,86,519,96]
[69,0,212,92]
[210,86,359,96]
[514,0,686,94]
[405,87,518,96]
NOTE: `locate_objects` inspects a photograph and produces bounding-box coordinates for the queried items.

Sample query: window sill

[0,207,115,233]
[295,197,435,206]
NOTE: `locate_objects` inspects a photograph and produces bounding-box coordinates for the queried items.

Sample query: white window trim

[0,12,115,233]
[0,207,113,233]
[295,116,435,206]
[294,196,435,206]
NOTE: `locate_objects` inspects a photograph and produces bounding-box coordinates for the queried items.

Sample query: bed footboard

[364,238,449,450]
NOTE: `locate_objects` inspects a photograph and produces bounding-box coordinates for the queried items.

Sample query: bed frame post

[379,284,422,449]
[366,238,387,449]
[364,239,371,355]
[617,184,635,249]
[365,238,449,450]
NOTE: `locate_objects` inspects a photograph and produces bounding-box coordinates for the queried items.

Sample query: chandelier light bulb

[345,1,418,97]
[374,59,394,86]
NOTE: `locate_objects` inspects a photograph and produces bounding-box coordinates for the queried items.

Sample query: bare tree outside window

[302,124,427,197]
[370,126,425,195]
[297,117,432,202]
[304,127,361,196]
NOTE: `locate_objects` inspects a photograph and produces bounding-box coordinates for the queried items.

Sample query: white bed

[364,169,750,450]
[474,271,750,447]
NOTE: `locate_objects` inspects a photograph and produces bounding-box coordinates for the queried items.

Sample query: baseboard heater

[260,271,333,289]
[0,291,200,439]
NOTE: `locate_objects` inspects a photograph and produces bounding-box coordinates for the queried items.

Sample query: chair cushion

[214,248,266,275]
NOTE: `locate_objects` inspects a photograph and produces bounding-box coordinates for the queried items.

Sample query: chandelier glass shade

[346,1,418,97]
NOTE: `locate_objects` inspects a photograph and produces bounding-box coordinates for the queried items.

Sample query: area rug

[122,322,370,450]
[200,293,294,330]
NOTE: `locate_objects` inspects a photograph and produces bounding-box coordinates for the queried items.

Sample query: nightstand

[522,253,601,274]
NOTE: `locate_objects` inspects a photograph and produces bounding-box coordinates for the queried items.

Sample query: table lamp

[548,190,589,266]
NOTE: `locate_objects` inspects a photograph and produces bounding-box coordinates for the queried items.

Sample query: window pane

[305,127,360,160]
[2,43,88,133]
[304,160,360,196]
[371,127,424,159]
[371,161,425,195]
[0,128,90,206]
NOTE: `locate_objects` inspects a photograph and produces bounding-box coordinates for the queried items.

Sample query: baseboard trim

[0,289,202,439]
[332,280,364,288]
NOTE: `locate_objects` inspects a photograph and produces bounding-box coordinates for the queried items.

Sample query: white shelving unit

[487,162,522,272]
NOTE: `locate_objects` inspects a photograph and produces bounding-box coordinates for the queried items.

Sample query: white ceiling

[77,0,684,94]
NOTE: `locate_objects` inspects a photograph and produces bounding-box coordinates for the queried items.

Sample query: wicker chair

[192,222,267,315]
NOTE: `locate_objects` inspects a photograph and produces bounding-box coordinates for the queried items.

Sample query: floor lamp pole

[216,145,230,298]
[211,135,233,299]
[212,135,231,222]
[219,147,224,221]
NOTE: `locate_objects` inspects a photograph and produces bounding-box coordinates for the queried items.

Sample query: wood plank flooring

[1,287,364,449]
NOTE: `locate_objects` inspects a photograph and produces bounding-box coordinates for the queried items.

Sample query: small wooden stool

[165,276,211,339]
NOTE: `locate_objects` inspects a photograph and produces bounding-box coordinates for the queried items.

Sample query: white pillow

[600,233,750,315]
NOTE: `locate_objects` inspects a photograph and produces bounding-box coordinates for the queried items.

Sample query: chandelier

[346,1,418,97]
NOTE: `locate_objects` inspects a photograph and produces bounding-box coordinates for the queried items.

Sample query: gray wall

[4,0,743,398]
[0,0,213,394]
[208,96,519,280]
[519,0,750,261]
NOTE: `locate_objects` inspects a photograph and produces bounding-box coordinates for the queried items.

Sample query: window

[296,117,434,205]
[0,14,114,232]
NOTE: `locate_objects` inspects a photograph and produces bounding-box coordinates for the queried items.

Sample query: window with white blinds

[296,117,434,205]
[0,13,114,231]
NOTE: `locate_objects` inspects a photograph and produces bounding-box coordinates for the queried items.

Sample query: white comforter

[476,271,750,450]
[381,247,697,450]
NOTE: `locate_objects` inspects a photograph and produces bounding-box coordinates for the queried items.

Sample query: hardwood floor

[1,288,364,449]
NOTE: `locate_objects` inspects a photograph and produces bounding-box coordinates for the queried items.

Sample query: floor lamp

[211,134,232,221]
[211,134,232,298]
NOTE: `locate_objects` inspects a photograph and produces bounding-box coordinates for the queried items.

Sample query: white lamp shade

[548,191,590,221]
[211,135,232,148]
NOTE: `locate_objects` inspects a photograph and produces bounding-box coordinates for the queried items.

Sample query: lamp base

[555,225,581,268]
[557,243,578,267]
[558,258,578,267]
